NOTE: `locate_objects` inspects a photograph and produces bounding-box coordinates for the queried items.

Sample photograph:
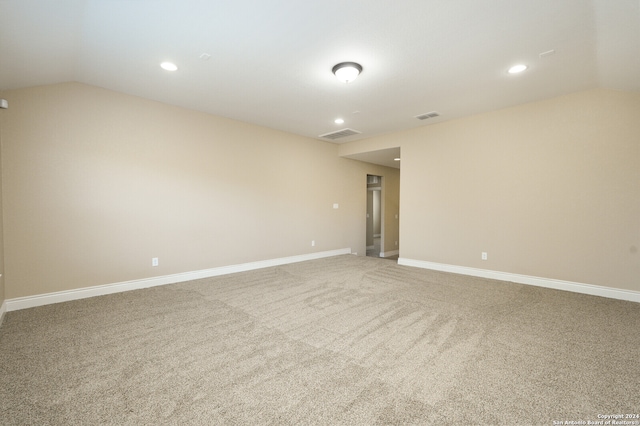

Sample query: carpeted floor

[1,255,638,425]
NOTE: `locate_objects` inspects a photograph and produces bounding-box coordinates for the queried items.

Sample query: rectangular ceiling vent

[415,111,440,120]
[319,128,362,140]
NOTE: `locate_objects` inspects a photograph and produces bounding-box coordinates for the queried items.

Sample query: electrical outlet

[152,257,159,267]
[311,240,315,247]
[395,241,398,246]
[481,252,488,261]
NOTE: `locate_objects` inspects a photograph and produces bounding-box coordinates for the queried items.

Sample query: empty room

[0,1,638,424]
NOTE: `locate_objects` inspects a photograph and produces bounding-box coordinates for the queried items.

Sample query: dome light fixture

[332,62,362,83]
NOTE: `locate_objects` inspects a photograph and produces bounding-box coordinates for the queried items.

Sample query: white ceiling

[1,0,638,168]
[343,147,402,170]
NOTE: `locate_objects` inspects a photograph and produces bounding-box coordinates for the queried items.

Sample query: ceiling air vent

[415,111,440,120]
[319,128,362,140]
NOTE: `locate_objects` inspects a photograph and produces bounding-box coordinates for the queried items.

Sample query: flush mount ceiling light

[394,158,401,161]
[160,62,178,71]
[334,118,345,124]
[508,64,528,74]
[332,62,362,83]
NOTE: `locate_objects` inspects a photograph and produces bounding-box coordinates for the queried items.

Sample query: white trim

[0,300,6,327]
[380,249,399,258]
[6,248,352,312]
[397,258,640,303]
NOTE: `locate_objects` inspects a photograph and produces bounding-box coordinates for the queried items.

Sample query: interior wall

[366,190,374,247]
[0,82,400,300]
[372,190,381,236]
[351,89,638,292]
[382,170,400,255]
[0,102,5,316]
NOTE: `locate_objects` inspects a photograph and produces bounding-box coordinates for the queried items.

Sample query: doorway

[366,175,382,258]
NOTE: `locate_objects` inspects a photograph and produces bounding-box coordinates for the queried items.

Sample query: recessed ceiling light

[332,62,362,83]
[394,158,401,161]
[334,118,345,124]
[160,62,178,71]
[508,64,527,74]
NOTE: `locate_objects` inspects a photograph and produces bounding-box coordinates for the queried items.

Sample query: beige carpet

[1,255,638,425]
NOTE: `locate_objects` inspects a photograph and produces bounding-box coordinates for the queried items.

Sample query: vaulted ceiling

[1,0,638,153]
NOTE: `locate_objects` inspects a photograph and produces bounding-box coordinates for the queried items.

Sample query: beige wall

[344,89,640,292]
[5,83,633,300]
[0,104,5,312]
[0,82,400,300]
[366,190,374,247]
[382,173,400,254]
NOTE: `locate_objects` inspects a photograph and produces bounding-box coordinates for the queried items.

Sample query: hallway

[366,237,398,261]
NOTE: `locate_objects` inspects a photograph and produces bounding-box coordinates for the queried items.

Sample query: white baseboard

[398,258,640,303]
[0,300,6,326]
[380,249,399,258]
[6,248,352,312]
